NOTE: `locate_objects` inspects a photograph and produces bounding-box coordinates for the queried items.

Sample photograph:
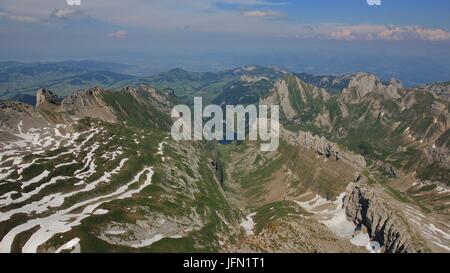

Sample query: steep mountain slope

[253,73,450,252]
[344,182,450,253]
[265,73,450,185]
[209,133,368,252]
[217,128,449,253]
[0,86,246,253]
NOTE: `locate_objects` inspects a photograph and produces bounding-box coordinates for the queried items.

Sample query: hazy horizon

[2,1,450,85]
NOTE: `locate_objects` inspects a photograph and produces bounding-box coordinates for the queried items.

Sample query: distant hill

[0,61,135,100]
[134,65,288,105]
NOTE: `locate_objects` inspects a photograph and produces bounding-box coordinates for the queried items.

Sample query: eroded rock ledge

[282,129,367,172]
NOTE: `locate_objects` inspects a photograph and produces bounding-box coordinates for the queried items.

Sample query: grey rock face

[263,79,299,120]
[61,87,116,122]
[62,87,106,109]
[341,73,401,102]
[36,88,60,107]
[282,129,367,172]
[344,183,417,253]
[122,84,171,112]
[0,101,49,134]
[382,163,398,177]
[344,73,382,101]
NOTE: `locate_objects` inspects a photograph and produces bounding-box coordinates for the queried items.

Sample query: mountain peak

[389,78,403,89]
[341,73,385,102]
[36,88,60,107]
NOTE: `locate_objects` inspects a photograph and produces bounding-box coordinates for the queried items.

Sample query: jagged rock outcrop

[344,183,418,253]
[382,163,398,177]
[122,84,172,112]
[342,73,383,102]
[0,83,176,141]
[389,78,403,89]
[262,75,331,123]
[341,73,401,103]
[282,128,366,172]
[263,79,299,120]
[61,87,116,122]
[264,72,448,183]
[36,88,60,106]
[0,101,49,135]
[2,88,114,136]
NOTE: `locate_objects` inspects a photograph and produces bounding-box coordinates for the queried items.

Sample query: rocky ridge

[60,87,117,123]
[265,72,449,184]
[282,128,366,173]
[0,85,173,138]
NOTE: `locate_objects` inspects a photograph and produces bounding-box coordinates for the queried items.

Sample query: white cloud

[243,10,281,17]
[50,8,83,19]
[108,30,127,39]
[379,26,450,41]
[330,29,356,40]
[367,0,381,6]
[324,25,450,41]
[0,0,449,42]
[66,0,81,6]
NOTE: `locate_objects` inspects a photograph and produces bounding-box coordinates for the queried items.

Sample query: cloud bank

[243,10,282,17]
[327,25,450,41]
[108,29,127,39]
[0,0,449,42]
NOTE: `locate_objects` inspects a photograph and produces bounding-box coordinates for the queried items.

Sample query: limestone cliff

[344,183,418,253]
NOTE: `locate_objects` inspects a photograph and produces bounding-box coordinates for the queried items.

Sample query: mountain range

[0,62,449,253]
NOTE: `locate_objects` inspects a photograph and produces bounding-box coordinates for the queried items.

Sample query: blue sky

[0,0,449,84]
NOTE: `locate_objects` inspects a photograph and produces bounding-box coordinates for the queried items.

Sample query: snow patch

[55,238,80,253]
[294,192,380,251]
[240,213,256,236]
[93,209,109,215]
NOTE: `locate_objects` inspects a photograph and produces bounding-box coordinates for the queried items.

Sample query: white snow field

[240,213,256,236]
[0,122,158,253]
[403,205,450,251]
[294,192,378,251]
